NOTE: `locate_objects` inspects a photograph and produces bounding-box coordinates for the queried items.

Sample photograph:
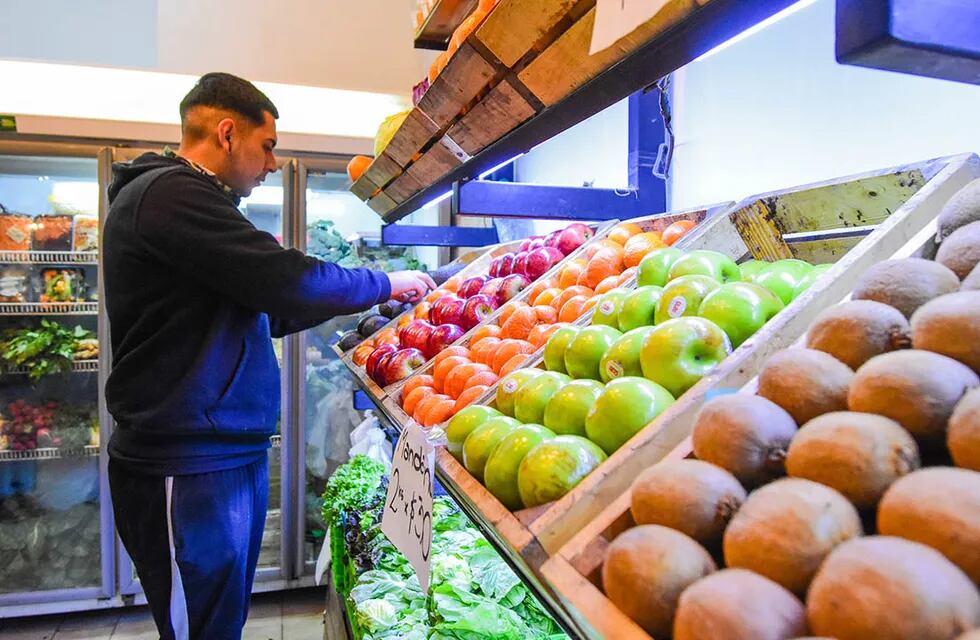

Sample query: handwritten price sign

[381,423,435,592]
[590,0,672,54]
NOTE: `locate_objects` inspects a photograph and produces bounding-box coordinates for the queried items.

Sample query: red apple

[495,273,531,305]
[528,237,545,251]
[488,257,502,278]
[544,230,561,250]
[381,348,426,386]
[513,252,530,277]
[525,247,556,280]
[497,253,516,277]
[461,294,499,330]
[519,238,533,252]
[480,278,504,299]
[543,246,564,265]
[458,276,489,299]
[398,320,435,353]
[427,324,465,358]
[430,295,465,326]
[557,223,594,255]
[366,343,397,383]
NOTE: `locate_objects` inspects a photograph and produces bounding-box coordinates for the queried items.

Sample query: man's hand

[388,271,436,303]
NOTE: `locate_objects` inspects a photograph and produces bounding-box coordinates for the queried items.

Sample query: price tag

[590,0,672,54]
[381,423,435,592]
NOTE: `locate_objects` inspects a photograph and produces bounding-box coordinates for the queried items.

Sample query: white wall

[0,0,432,96]
[670,0,980,209]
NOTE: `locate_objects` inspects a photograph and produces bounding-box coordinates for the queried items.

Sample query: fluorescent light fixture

[693,0,819,63]
[0,60,409,139]
[418,189,453,210]
[478,155,523,179]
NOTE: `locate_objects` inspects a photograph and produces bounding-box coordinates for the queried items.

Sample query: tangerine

[454,385,489,413]
[402,374,435,399]
[594,275,621,295]
[558,295,590,323]
[533,287,563,307]
[421,398,456,427]
[469,337,501,365]
[662,219,697,246]
[491,339,535,374]
[434,346,470,365]
[413,393,450,424]
[470,324,502,344]
[528,323,563,348]
[433,356,470,392]
[526,277,559,304]
[498,300,528,326]
[500,306,538,340]
[373,328,399,347]
[617,267,639,286]
[413,301,432,320]
[608,222,645,246]
[578,249,625,289]
[558,259,588,289]
[465,370,499,390]
[403,386,436,416]
[552,285,595,312]
[623,232,666,268]
[444,362,491,399]
[533,305,558,324]
[346,155,372,182]
[585,239,624,261]
[442,275,463,292]
[498,353,531,378]
[352,343,375,366]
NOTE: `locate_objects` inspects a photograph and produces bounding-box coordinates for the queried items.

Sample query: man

[103,72,434,639]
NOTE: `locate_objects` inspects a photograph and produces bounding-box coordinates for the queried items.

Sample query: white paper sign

[381,423,435,592]
[590,0,672,54]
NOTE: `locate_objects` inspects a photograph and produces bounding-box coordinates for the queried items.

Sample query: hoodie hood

[108,152,184,203]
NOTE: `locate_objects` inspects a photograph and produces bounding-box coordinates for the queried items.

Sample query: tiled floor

[0,588,326,640]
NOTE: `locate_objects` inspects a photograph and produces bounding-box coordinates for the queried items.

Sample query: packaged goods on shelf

[0,266,30,303]
[71,217,98,253]
[38,268,86,303]
[31,215,73,251]
[0,210,32,251]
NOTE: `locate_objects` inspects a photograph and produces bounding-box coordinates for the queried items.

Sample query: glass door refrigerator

[0,141,114,614]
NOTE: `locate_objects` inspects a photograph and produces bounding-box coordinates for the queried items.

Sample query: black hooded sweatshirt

[104,152,390,475]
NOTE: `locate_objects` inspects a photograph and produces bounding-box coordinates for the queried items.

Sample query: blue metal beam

[381,223,499,246]
[454,179,659,220]
[837,0,980,85]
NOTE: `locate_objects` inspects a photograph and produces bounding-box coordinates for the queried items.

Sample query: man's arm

[268,315,330,338]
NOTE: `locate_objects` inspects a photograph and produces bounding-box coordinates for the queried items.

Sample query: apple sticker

[503,379,519,394]
[668,296,687,318]
[599,301,615,315]
[604,360,624,379]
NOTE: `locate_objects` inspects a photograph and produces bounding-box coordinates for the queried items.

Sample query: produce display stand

[537,155,980,639]
[415,0,480,50]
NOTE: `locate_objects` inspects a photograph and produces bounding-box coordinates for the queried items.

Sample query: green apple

[793,263,833,298]
[618,285,663,331]
[543,325,581,373]
[564,325,622,380]
[654,275,720,324]
[496,368,542,417]
[591,288,630,329]
[447,405,503,460]
[739,259,770,283]
[599,326,655,382]
[514,371,571,425]
[585,377,675,454]
[697,282,785,348]
[755,258,814,305]
[637,248,684,287]
[462,416,520,482]
[667,249,741,284]
[543,379,605,437]
[640,317,733,397]
[484,424,555,510]
[517,435,607,507]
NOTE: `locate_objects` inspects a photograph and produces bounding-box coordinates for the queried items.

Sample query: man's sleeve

[268,316,332,338]
[136,172,391,320]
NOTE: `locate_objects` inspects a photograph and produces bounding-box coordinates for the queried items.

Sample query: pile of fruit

[596,182,980,640]
[339,299,413,355]
[365,222,598,391]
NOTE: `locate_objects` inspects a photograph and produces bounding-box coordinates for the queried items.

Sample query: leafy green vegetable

[322,455,385,530]
[0,320,94,381]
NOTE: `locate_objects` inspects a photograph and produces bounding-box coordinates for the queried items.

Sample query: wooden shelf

[414,0,479,50]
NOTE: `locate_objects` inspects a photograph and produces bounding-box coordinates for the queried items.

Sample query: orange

[607,222,645,245]
[413,301,432,320]
[532,287,563,307]
[552,285,595,312]
[402,386,435,415]
[421,398,456,427]
[413,393,450,424]
[558,295,590,323]
[617,267,638,286]
[594,275,621,295]
[500,306,538,341]
[469,337,501,365]
[623,232,666,268]
[498,353,531,378]
[465,370,499,390]
[582,296,600,314]
[526,277,559,304]
[663,219,697,246]
[470,324,501,344]
[454,385,489,413]
[396,314,413,330]
[433,356,470,392]
[578,249,624,289]
[346,155,372,182]
[352,343,375,366]
[533,305,558,324]
[557,259,588,289]
[444,362,491,399]
[373,328,399,347]
[402,374,435,399]
[443,275,463,293]
[498,300,529,327]
[528,323,563,348]
[434,346,470,365]
[585,239,624,261]
[491,339,535,374]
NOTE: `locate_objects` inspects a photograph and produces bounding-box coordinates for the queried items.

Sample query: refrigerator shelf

[0,435,282,463]
[0,302,98,316]
[0,251,98,265]
[2,360,99,376]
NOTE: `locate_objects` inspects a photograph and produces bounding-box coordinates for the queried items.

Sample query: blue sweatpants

[109,457,269,640]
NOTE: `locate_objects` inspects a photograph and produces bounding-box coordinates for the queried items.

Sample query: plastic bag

[374,110,411,157]
[348,412,393,471]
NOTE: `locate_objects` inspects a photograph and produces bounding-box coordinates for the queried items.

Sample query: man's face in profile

[228,111,278,196]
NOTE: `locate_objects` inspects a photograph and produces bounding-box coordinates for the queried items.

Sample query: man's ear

[216,117,236,153]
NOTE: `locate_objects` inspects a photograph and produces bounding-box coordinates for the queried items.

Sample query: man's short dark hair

[179,72,279,126]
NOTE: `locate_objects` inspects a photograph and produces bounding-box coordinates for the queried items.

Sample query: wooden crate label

[438,133,472,163]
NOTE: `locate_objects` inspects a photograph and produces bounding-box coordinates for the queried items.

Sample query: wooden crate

[350,0,713,215]
[537,158,979,638]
